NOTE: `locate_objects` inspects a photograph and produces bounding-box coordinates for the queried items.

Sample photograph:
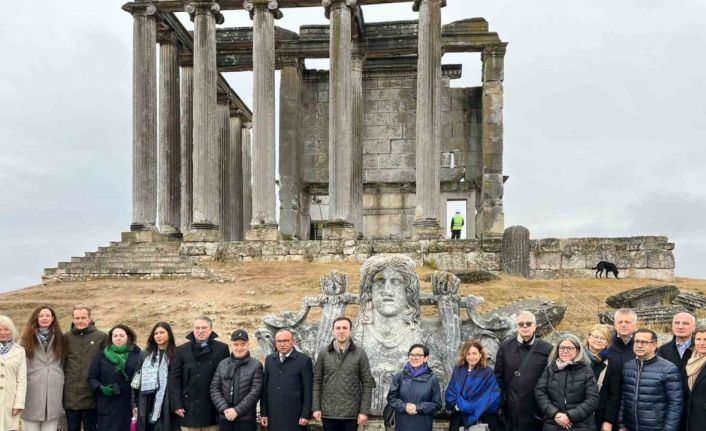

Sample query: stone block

[378,153,415,169]
[362,78,378,89]
[391,139,414,153]
[377,78,402,89]
[646,250,676,269]
[366,88,403,101]
[366,100,397,113]
[362,154,379,169]
[317,91,329,102]
[364,112,391,126]
[363,139,391,154]
[399,78,416,89]
[364,124,403,140]
[365,168,415,183]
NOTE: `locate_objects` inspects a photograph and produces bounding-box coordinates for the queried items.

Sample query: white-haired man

[494,310,552,431]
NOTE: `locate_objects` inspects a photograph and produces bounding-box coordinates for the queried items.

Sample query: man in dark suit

[169,316,230,431]
[658,312,695,370]
[260,328,313,431]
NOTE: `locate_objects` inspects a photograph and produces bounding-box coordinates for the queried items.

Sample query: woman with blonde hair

[0,315,27,431]
[584,324,621,430]
[19,306,65,431]
[685,326,706,431]
[445,339,501,430]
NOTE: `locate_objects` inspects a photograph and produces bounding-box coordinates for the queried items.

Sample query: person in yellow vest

[450,211,464,239]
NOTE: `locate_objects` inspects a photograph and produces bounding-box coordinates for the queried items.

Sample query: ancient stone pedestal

[124,3,158,232]
[412,0,445,240]
[501,225,530,277]
[185,1,224,241]
[157,30,182,237]
[245,0,281,240]
[322,221,357,240]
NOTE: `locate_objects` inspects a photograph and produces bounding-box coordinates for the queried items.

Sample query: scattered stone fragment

[605,285,680,308]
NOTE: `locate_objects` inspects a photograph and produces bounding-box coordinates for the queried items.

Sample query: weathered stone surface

[422,269,499,284]
[605,285,680,308]
[673,291,706,312]
[254,255,567,415]
[501,226,530,277]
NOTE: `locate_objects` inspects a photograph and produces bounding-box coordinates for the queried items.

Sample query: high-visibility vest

[451,214,464,230]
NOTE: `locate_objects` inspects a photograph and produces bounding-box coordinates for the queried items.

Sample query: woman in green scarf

[88,324,140,431]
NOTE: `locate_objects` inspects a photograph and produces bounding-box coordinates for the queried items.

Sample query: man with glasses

[607,309,637,370]
[494,310,552,431]
[260,328,313,431]
[169,316,230,431]
[312,316,375,431]
[619,328,683,431]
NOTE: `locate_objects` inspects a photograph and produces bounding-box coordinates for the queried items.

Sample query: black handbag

[383,402,396,428]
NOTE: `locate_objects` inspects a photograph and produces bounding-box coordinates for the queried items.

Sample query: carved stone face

[371,267,408,318]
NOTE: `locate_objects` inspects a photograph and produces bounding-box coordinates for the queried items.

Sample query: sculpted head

[358,254,420,326]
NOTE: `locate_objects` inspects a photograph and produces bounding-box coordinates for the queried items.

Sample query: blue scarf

[404,362,429,378]
[445,365,500,426]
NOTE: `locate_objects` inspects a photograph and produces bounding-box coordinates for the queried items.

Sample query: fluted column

[322,0,356,240]
[217,94,230,241]
[350,48,365,239]
[227,112,244,241]
[180,65,194,232]
[278,56,303,240]
[185,1,223,241]
[241,123,253,236]
[479,44,507,238]
[412,0,445,239]
[157,30,182,237]
[244,0,281,240]
[123,2,157,232]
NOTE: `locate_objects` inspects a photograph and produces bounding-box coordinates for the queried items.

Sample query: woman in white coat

[19,306,65,431]
[0,315,27,431]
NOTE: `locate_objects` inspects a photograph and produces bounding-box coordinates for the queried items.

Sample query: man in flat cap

[210,329,263,431]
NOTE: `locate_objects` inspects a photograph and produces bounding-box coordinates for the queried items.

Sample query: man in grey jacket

[312,316,376,431]
[210,330,263,431]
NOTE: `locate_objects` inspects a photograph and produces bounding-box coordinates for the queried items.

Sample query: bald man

[658,312,696,370]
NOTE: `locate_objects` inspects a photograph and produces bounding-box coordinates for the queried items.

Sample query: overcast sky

[1,0,705,292]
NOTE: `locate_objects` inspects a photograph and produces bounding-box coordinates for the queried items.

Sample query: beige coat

[21,335,64,422]
[0,344,27,431]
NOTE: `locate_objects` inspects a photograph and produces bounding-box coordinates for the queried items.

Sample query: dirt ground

[2,261,705,349]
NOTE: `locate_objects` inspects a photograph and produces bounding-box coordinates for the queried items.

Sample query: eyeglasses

[589,334,608,342]
[633,339,656,346]
[558,346,577,352]
[517,321,535,328]
[408,353,425,358]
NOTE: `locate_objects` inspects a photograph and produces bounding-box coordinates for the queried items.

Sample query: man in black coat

[169,316,230,431]
[494,310,553,431]
[260,328,313,431]
[606,309,637,370]
[658,312,695,370]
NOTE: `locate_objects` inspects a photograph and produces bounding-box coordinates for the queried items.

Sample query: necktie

[280,354,285,363]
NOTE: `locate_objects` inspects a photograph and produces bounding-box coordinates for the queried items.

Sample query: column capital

[122,2,157,17]
[229,107,245,118]
[322,0,357,19]
[481,43,507,59]
[412,0,446,12]
[185,1,224,25]
[279,55,302,69]
[243,0,283,20]
[244,122,253,130]
[157,29,178,45]
[216,93,231,105]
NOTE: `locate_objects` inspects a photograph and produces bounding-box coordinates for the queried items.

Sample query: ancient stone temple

[121,0,507,242]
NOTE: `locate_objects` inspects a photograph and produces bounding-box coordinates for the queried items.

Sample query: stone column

[479,44,507,238]
[184,1,223,241]
[412,0,445,239]
[350,47,365,239]
[241,123,253,236]
[227,111,244,241]
[123,2,157,232]
[180,65,194,232]
[244,0,282,240]
[157,30,182,237]
[322,0,356,240]
[217,94,230,241]
[278,56,303,240]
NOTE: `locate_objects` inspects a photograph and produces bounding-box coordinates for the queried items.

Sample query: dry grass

[2,261,705,348]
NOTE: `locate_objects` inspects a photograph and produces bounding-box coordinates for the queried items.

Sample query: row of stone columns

[125,1,252,241]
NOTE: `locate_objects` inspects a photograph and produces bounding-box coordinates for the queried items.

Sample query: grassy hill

[2,261,705,352]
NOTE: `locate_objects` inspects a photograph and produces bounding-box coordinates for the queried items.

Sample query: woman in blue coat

[386,344,442,431]
[88,324,140,431]
[445,339,501,430]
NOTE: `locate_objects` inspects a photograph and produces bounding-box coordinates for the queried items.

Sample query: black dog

[593,261,620,279]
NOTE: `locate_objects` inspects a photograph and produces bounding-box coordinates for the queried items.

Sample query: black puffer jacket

[209,353,263,421]
[619,356,683,431]
[588,352,622,429]
[535,361,599,431]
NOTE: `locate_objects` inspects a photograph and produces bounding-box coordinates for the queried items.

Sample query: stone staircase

[42,231,210,281]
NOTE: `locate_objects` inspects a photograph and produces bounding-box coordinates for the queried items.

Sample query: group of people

[1,306,705,431]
